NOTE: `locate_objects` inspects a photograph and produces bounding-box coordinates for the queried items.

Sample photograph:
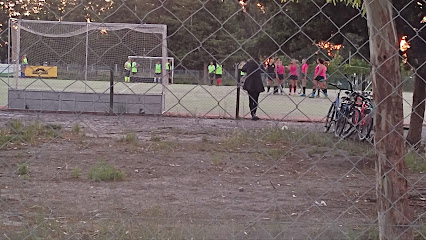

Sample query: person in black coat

[241,58,265,121]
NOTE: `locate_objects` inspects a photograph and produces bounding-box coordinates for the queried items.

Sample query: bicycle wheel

[334,113,347,137]
[358,113,373,141]
[342,108,361,139]
[324,103,336,133]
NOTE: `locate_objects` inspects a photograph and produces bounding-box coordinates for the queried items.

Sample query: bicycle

[324,82,352,134]
[340,91,374,140]
[356,92,374,141]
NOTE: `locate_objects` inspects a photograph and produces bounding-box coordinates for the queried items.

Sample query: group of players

[262,57,329,98]
[124,57,173,83]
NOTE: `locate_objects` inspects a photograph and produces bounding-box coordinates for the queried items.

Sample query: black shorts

[278,74,284,80]
[209,73,215,79]
[315,76,325,82]
[125,70,131,77]
[267,73,275,80]
[289,75,298,80]
[216,74,222,79]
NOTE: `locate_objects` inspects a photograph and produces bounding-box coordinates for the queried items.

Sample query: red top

[289,64,298,76]
[301,64,308,74]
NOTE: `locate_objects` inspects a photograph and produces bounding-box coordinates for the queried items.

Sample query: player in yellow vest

[131,61,138,75]
[215,63,223,86]
[208,62,215,85]
[155,61,162,83]
[21,54,28,78]
[124,58,132,82]
[239,60,246,83]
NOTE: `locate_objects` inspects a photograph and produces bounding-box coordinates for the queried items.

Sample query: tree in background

[394,1,426,148]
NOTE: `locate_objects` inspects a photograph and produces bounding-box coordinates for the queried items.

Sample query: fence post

[235,63,240,120]
[109,68,114,115]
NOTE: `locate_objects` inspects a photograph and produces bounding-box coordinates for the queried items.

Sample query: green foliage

[0,120,62,148]
[211,152,224,166]
[71,167,82,178]
[343,57,371,75]
[405,151,426,173]
[119,132,138,144]
[72,124,81,135]
[151,134,161,142]
[17,162,29,176]
[88,162,126,181]
[8,119,24,133]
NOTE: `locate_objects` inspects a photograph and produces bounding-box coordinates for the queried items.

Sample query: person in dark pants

[241,57,265,121]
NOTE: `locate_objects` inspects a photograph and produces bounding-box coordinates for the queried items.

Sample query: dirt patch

[0,112,425,239]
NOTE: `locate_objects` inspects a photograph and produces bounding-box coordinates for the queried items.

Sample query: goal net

[128,56,174,84]
[10,18,169,88]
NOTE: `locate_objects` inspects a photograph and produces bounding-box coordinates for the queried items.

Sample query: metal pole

[109,68,114,115]
[16,20,20,89]
[236,67,241,120]
[161,25,168,113]
[85,22,89,92]
[7,18,11,88]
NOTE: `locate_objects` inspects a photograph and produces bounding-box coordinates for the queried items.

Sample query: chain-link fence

[0,0,425,239]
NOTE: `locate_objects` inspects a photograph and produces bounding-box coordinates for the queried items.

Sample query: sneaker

[316,94,320,98]
[251,115,260,121]
[309,93,315,98]
[324,93,328,98]
[300,94,306,97]
[288,92,292,95]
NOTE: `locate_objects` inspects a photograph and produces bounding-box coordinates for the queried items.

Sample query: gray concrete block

[59,93,77,101]
[8,90,22,100]
[127,103,162,115]
[41,100,59,111]
[59,100,76,112]
[8,89,164,115]
[93,102,111,113]
[24,91,43,100]
[8,98,26,109]
[73,102,96,112]
[25,100,43,110]
[41,91,60,100]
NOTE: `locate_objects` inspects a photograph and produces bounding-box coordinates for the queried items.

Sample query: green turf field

[0,77,415,122]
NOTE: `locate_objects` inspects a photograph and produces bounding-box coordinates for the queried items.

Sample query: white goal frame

[9,18,169,94]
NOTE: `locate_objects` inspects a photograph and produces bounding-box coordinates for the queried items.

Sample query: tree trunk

[406,73,426,148]
[365,0,413,239]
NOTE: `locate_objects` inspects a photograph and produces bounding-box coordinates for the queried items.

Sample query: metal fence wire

[0,0,425,239]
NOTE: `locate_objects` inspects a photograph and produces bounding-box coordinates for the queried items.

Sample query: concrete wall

[8,89,163,115]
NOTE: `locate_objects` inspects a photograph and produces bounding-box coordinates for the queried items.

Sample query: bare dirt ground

[0,111,425,240]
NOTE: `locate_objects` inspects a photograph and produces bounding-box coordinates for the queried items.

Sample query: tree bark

[365,0,413,239]
[406,73,426,148]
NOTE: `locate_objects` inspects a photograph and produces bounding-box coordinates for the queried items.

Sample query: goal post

[9,18,168,89]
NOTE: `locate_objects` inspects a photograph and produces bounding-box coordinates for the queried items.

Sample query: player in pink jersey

[300,59,309,97]
[275,58,285,94]
[309,58,328,98]
[287,59,299,95]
